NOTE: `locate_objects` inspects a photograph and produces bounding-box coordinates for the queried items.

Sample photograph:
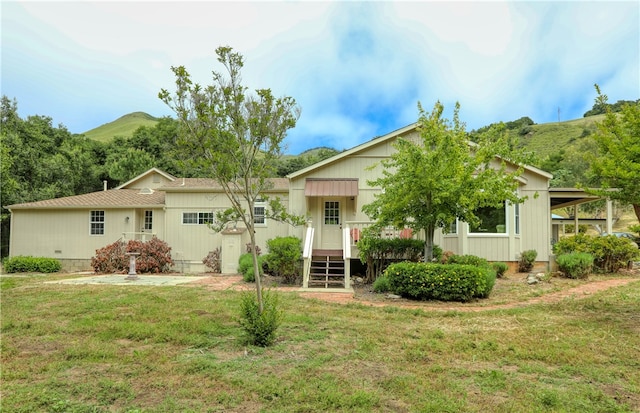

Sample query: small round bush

[492,262,508,278]
[372,275,391,293]
[238,289,281,347]
[518,250,538,272]
[238,253,264,282]
[556,253,594,279]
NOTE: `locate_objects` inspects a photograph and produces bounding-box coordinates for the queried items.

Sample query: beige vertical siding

[164,190,294,269]
[10,208,164,261]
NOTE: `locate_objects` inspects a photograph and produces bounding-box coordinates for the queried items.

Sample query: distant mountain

[81,112,159,142]
[80,110,606,162]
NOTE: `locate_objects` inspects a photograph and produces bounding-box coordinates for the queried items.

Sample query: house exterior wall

[9,207,164,271]
[163,190,292,272]
[289,130,552,266]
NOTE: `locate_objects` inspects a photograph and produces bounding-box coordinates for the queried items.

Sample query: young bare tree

[159,47,304,313]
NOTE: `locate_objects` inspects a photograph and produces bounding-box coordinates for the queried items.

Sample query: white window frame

[324,201,340,225]
[514,203,520,235]
[90,210,105,235]
[468,202,508,236]
[254,199,267,226]
[447,219,458,235]
[144,210,153,231]
[182,212,213,225]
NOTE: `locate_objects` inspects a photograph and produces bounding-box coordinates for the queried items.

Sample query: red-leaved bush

[91,237,174,274]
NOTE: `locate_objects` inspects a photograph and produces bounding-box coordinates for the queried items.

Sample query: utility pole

[557,107,561,123]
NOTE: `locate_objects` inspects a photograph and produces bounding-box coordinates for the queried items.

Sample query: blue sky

[2,1,638,155]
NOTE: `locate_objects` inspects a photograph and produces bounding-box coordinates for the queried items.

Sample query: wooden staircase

[308,249,346,288]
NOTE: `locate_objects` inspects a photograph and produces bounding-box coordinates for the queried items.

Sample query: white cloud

[2,1,638,151]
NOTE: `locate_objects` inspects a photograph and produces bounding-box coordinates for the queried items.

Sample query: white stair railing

[302,224,315,288]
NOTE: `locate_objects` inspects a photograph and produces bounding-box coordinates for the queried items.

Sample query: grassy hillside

[82,112,159,142]
[515,114,606,160]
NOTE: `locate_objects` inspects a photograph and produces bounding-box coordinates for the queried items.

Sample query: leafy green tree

[587,85,640,222]
[363,101,530,261]
[159,46,305,314]
[106,147,156,183]
[276,147,340,177]
[1,96,106,256]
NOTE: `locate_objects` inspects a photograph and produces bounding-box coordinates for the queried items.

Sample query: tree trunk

[248,230,264,313]
[423,226,435,262]
[633,204,640,224]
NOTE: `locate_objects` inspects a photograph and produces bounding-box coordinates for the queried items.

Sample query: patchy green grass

[2,274,639,412]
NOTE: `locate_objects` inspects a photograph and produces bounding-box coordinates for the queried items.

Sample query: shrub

[91,240,128,273]
[518,250,537,272]
[246,243,262,255]
[3,256,61,273]
[238,289,281,347]
[492,262,509,278]
[91,237,173,274]
[358,229,440,282]
[265,236,302,284]
[445,255,496,297]
[202,247,221,273]
[446,254,488,267]
[556,253,594,279]
[372,275,391,293]
[384,262,487,302]
[554,234,639,273]
[238,253,264,282]
[133,237,174,273]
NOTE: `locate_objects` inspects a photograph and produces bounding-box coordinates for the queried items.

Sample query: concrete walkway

[45,274,209,286]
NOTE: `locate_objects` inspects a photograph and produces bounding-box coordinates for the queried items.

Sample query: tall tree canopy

[363,101,531,261]
[1,96,107,256]
[587,85,640,222]
[159,46,304,311]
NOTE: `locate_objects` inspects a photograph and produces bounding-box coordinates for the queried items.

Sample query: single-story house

[6,123,611,287]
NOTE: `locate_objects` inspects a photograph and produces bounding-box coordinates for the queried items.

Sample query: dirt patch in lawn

[188,270,640,312]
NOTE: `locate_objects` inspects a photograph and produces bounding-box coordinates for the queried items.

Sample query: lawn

[1,273,639,412]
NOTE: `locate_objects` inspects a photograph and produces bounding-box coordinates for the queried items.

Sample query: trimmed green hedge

[384,262,489,302]
[553,234,639,273]
[556,253,594,279]
[3,256,62,273]
[445,254,497,298]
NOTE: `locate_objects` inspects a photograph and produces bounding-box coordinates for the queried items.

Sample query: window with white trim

[144,210,153,231]
[448,220,458,234]
[182,212,214,225]
[90,210,105,235]
[324,201,340,225]
[515,203,520,235]
[469,202,507,234]
[254,199,266,225]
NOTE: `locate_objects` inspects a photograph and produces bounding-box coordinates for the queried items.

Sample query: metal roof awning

[549,188,602,210]
[304,178,359,197]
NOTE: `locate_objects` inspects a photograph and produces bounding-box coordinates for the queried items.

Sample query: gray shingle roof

[159,177,290,191]
[7,189,165,210]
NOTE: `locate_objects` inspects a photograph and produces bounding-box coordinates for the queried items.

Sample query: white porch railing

[302,225,315,288]
[343,221,416,247]
[122,232,156,242]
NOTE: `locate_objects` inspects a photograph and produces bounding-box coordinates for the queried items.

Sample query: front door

[321,198,343,249]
